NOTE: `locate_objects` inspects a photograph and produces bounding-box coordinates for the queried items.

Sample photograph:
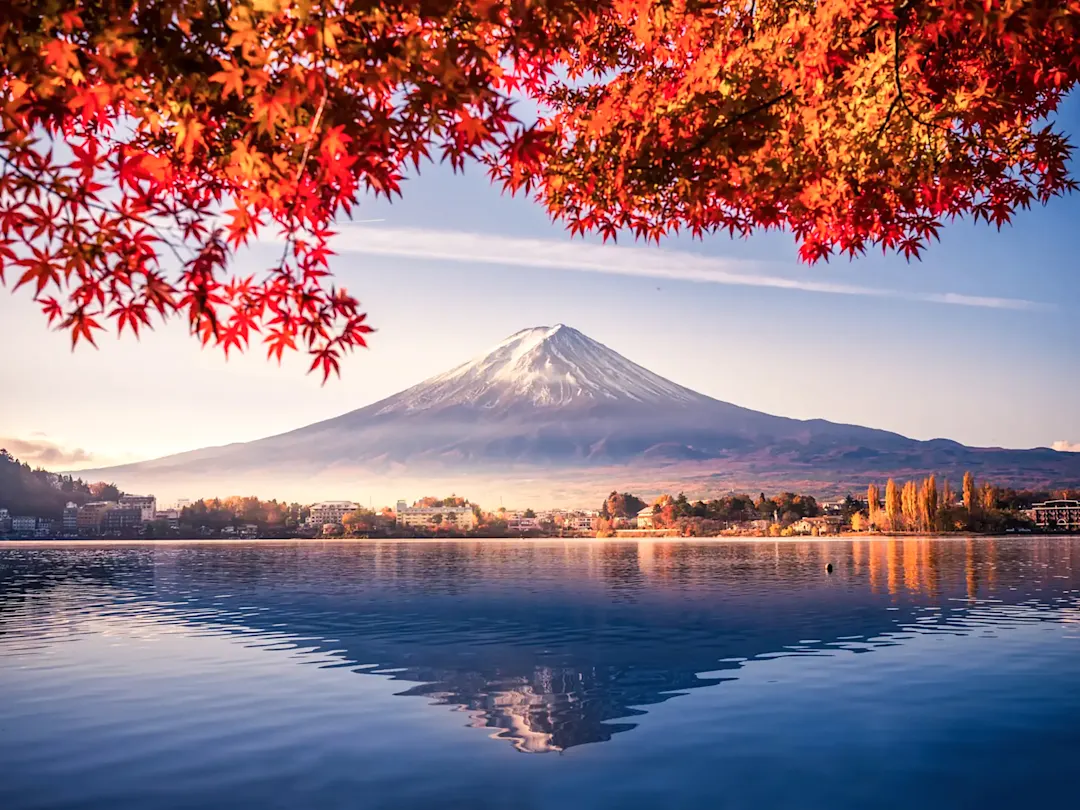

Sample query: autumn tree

[342,508,374,534]
[5,1,1080,372]
[941,477,954,509]
[885,478,901,532]
[917,474,938,533]
[540,0,1080,261]
[867,482,881,529]
[0,0,594,378]
[926,475,939,531]
[963,471,977,514]
[601,491,646,519]
[88,481,122,501]
[850,511,868,533]
[901,480,919,531]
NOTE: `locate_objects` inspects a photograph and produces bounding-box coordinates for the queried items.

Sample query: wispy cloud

[1053,440,1080,453]
[1,437,94,467]
[329,225,1047,312]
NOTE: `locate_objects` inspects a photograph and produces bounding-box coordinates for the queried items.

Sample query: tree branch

[631,89,795,172]
[0,153,191,268]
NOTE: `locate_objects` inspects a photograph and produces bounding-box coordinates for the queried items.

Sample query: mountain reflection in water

[3,538,1079,756]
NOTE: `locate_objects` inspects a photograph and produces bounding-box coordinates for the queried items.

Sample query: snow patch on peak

[377,325,708,414]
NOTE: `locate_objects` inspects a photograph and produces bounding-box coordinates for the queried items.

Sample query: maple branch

[276,87,328,265]
[690,91,794,155]
[632,90,795,172]
[0,153,191,269]
[277,7,332,275]
[875,94,901,142]
[891,11,954,143]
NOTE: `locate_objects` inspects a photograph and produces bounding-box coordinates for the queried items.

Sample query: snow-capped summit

[76,324,1080,504]
[377,324,705,414]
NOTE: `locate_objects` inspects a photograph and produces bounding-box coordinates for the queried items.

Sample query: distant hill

[0,450,122,518]
[74,325,1080,504]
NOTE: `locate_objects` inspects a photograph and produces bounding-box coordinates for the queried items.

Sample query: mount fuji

[82,325,1080,503]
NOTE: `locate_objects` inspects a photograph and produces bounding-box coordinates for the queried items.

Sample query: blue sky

[3,99,1079,470]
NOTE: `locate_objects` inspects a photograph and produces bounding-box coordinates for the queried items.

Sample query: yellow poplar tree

[902,481,919,531]
[867,483,881,530]
[963,471,976,514]
[920,475,937,533]
[885,479,902,533]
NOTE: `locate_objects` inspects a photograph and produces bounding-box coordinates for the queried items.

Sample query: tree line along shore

[3,450,1071,539]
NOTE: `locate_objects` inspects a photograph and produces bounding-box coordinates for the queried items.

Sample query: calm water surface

[2,538,1080,809]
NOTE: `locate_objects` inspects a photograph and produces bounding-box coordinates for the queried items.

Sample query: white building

[62,502,79,534]
[566,513,598,532]
[1028,499,1080,531]
[11,516,38,534]
[308,501,359,526]
[507,516,540,532]
[636,506,656,529]
[120,494,157,523]
[396,501,477,531]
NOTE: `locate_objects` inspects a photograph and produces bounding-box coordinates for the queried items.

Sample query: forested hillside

[0,450,121,518]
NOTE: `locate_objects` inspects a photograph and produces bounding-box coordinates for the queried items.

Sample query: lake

[2,538,1079,809]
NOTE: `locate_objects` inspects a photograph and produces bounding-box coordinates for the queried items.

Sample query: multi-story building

[0,508,10,534]
[77,502,116,535]
[308,501,359,527]
[119,494,157,523]
[62,502,79,535]
[507,516,540,532]
[395,501,477,531]
[11,515,38,535]
[154,509,181,530]
[566,513,598,532]
[34,519,56,538]
[102,507,142,535]
[1028,499,1080,531]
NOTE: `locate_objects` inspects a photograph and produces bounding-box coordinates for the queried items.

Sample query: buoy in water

[825,563,834,574]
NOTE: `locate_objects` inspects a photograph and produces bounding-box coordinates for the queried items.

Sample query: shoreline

[0,533,1068,547]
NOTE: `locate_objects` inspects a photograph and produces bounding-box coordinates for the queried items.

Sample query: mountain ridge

[73,324,1080,502]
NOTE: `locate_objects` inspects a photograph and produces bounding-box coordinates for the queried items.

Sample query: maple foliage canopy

[2,1,1079,377]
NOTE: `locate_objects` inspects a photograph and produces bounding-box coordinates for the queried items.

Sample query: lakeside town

[2,450,1079,540]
